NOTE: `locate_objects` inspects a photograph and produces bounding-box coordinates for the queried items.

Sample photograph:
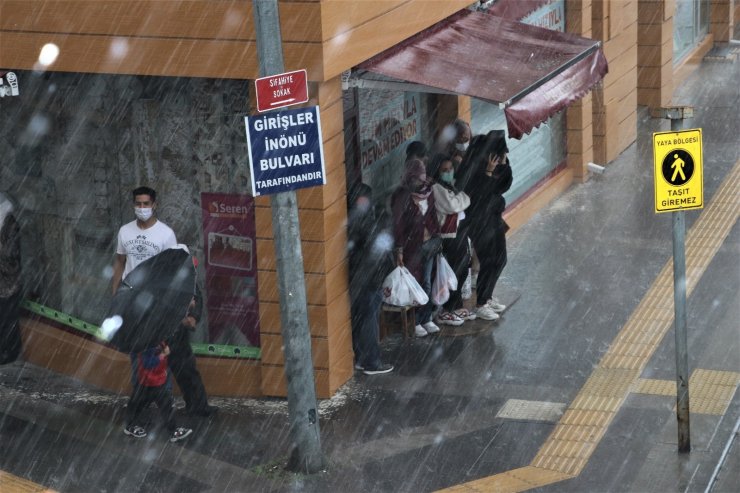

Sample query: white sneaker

[487,297,506,313]
[414,324,428,337]
[475,305,500,321]
[422,321,440,334]
[435,311,464,326]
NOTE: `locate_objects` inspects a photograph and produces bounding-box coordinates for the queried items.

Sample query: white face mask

[134,207,153,222]
[455,142,469,152]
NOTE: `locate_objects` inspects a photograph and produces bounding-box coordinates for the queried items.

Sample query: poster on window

[200,192,260,347]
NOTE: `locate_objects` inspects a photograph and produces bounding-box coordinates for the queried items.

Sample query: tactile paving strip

[0,471,54,492]
[437,160,740,492]
[442,466,573,492]
[632,371,740,415]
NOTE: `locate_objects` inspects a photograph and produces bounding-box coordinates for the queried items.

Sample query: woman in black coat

[461,131,512,321]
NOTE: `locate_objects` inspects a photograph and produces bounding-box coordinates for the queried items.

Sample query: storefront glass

[355,90,430,203]
[471,103,566,204]
[471,0,567,205]
[0,71,260,351]
[674,0,711,63]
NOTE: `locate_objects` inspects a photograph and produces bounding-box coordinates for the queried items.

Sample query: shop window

[674,0,711,64]
[1,71,260,358]
[471,100,566,205]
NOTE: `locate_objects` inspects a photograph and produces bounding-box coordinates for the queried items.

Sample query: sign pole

[252,0,324,473]
[669,115,691,453]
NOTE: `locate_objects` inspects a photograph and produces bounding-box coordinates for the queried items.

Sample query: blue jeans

[350,287,383,369]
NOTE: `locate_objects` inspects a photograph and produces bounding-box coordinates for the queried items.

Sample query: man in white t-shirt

[111,186,177,294]
[111,186,217,417]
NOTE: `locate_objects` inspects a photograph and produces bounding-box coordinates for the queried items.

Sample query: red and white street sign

[254,69,308,112]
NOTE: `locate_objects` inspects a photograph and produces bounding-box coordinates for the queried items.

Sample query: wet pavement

[1,57,739,492]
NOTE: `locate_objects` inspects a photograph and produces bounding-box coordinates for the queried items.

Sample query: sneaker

[436,311,464,326]
[414,324,428,337]
[474,304,500,321]
[453,308,477,321]
[123,425,147,438]
[486,297,506,313]
[362,363,394,375]
[170,427,193,443]
[422,321,440,334]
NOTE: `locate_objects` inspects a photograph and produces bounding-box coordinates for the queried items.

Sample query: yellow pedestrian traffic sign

[653,128,703,213]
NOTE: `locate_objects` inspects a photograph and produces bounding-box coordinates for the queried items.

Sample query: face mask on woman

[455,142,469,152]
[440,171,454,184]
[134,207,153,222]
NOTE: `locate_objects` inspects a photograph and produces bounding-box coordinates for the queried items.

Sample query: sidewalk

[1,55,738,493]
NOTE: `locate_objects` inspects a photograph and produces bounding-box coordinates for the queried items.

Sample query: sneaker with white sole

[170,427,193,443]
[422,321,440,334]
[474,304,500,321]
[362,363,394,375]
[414,324,428,337]
[453,308,477,321]
[486,297,506,313]
[436,311,464,326]
[123,424,147,438]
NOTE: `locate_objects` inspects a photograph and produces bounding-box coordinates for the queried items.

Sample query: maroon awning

[356,10,608,139]
[485,0,552,21]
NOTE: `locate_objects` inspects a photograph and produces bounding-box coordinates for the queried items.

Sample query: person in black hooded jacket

[461,130,512,321]
[347,182,394,375]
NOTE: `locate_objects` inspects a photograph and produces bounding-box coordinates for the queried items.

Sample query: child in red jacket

[124,342,192,442]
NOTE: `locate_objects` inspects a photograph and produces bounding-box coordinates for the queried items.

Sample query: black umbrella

[102,248,196,353]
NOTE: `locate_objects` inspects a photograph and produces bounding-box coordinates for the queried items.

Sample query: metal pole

[670,116,691,453]
[252,0,325,473]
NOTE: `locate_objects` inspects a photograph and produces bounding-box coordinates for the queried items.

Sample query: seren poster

[200,192,260,347]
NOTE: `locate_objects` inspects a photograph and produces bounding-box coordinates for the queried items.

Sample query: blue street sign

[245,106,326,196]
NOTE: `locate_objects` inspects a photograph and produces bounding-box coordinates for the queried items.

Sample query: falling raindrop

[108,38,129,60]
[37,43,60,67]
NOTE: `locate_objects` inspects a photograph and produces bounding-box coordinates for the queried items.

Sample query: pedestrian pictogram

[653,129,703,213]
[662,149,694,185]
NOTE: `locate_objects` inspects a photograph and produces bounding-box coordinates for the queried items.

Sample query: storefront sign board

[245,105,326,196]
[254,69,308,112]
[200,192,261,347]
[653,128,703,213]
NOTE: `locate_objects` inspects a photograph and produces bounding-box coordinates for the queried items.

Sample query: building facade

[0,0,734,398]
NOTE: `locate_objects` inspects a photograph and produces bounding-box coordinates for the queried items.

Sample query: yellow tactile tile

[0,471,54,493]
[559,409,614,428]
[599,353,646,370]
[569,394,622,413]
[579,368,639,397]
[550,424,606,444]
[531,455,588,476]
[632,371,740,416]
[437,466,574,493]
[632,378,676,396]
[690,369,740,387]
[606,341,656,359]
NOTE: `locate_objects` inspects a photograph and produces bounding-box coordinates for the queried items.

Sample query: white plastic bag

[461,267,472,300]
[431,255,457,305]
[382,266,429,307]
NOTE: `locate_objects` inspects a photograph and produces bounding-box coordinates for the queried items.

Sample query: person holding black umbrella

[111,186,216,417]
